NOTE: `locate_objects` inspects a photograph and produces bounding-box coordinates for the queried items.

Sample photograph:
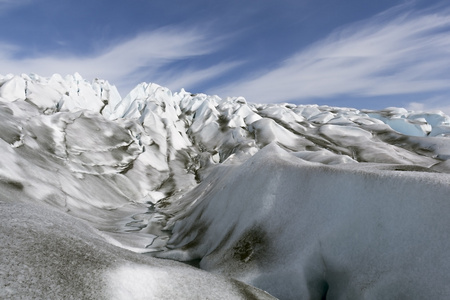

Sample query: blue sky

[1,0,450,113]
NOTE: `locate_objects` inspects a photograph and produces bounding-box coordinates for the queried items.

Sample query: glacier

[1,73,450,299]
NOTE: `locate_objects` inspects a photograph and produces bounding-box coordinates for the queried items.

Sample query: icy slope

[1,73,450,299]
[0,193,274,299]
[158,144,450,299]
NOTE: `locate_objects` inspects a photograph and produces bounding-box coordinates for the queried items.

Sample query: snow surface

[1,73,450,299]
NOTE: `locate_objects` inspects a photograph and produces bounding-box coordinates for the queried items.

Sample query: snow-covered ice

[157,144,450,299]
[1,73,450,299]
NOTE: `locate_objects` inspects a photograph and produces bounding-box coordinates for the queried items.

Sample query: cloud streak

[0,0,31,14]
[211,5,450,107]
[155,61,244,93]
[408,94,450,116]
[0,26,233,94]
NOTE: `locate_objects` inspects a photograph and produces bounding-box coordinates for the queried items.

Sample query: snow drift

[1,73,450,299]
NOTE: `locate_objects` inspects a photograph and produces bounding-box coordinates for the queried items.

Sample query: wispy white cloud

[211,5,450,107]
[155,61,244,92]
[0,26,235,94]
[0,0,31,13]
[0,0,24,5]
[407,94,450,116]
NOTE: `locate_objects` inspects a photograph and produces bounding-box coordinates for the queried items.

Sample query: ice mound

[157,144,450,299]
[1,73,450,299]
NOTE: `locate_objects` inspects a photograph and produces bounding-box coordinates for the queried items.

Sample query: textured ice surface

[1,73,450,299]
[158,144,450,299]
[0,199,274,299]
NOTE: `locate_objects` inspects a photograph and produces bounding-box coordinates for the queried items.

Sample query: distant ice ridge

[2,72,449,201]
[1,73,450,299]
[0,73,121,113]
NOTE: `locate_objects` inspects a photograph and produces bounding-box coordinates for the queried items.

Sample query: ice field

[1,73,450,299]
